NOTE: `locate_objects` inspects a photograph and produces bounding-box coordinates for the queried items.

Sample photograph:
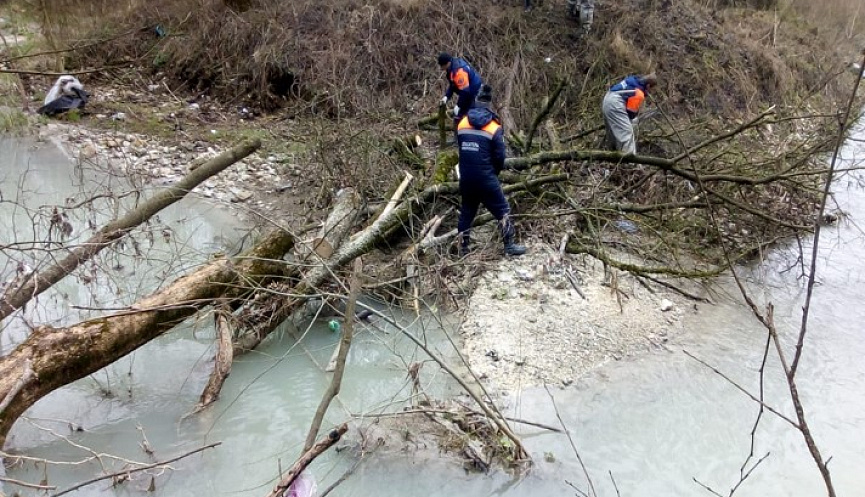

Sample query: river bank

[3,92,706,397]
[4,122,865,496]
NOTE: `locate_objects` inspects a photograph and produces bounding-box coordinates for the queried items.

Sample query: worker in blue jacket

[602,73,656,154]
[438,52,483,122]
[456,85,526,257]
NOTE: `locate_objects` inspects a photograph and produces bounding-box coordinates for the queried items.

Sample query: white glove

[440,96,448,106]
[453,105,461,116]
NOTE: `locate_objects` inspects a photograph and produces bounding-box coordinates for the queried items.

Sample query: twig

[671,107,776,163]
[692,477,725,497]
[0,359,33,414]
[609,471,621,497]
[638,274,711,303]
[0,29,140,64]
[438,104,447,148]
[318,457,363,497]
[378,171,414,220]
[304,259,362,450]
[682,350,799,428]
[523,79,566,155]
[561,124,606,144]
[50,442,221,497]
[356,408,563,433]
[558,233,570,261]
[791,49,865,378]
[565,270,587,300]
[0,476,57,491]
[544,384,596,497]
[0,66,125,76]
[266,424,348,497]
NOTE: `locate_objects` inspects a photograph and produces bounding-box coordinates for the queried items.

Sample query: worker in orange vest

[456,85,526,257]
[602,73,657,154]
[438,52,484,122]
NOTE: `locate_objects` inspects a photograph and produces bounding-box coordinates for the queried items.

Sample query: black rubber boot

[503,239,526,256]
[459,233,471,257]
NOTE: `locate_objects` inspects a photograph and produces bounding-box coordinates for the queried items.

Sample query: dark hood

[467,106,496,129]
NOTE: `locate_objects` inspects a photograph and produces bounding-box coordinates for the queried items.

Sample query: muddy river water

[1,125,863,496]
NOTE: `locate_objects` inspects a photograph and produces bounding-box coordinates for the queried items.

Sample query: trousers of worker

[457,180,515,247]
[602,91,636,155]
[567,0,594,31]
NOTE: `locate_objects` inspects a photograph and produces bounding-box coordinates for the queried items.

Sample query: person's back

[457,106,505,184]
[438,52,484,121]
[602,73,656,154]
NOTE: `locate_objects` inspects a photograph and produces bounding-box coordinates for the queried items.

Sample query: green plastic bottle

[328,320,341,333]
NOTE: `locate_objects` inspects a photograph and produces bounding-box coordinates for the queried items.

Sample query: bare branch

[266,424,348,497]
[303,259,362,451]
[0,139,262,323]
[49,442,221,497]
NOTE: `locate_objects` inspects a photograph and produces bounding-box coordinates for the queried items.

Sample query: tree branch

[50,442,221,497]
[266,424,348,497]
[0,139,262,323]
[523,79,566,155]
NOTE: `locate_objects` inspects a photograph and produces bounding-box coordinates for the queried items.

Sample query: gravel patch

[36,121,300,215]
[461,244,693,392]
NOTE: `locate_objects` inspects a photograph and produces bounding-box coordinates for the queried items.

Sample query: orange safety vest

[457,115,501,137]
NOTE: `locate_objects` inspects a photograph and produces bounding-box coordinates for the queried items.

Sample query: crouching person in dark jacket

[438,52,483,122]
[456,85,526,257]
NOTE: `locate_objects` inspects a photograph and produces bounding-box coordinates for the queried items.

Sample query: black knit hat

[437,52,452,66]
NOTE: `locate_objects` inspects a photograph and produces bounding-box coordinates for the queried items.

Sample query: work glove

[453,105,461,117]
[440,96,448,107]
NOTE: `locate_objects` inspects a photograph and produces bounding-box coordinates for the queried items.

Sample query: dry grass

[44,0,844,128]
[5,0,851,288]
[784,0,863,45]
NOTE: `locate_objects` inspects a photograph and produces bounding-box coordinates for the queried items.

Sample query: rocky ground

[460,244,696,393]
[13,76,328,227]
[43,121,272,204]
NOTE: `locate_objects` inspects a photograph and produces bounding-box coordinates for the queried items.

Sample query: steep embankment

[74,0,849,123]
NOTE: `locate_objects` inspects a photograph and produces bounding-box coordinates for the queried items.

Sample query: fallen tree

[0,139,262,323]
[0,227,295,447]
[0,107,842,454]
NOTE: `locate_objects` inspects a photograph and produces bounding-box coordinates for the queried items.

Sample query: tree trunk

[231,188,363,357]
[265,423,348,497]
[233,178,424,352]
[307,188,362,260]
[0,227,294,447]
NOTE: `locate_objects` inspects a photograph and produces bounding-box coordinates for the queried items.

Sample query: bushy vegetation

[48,0,851,126]
[3,0,861,272]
